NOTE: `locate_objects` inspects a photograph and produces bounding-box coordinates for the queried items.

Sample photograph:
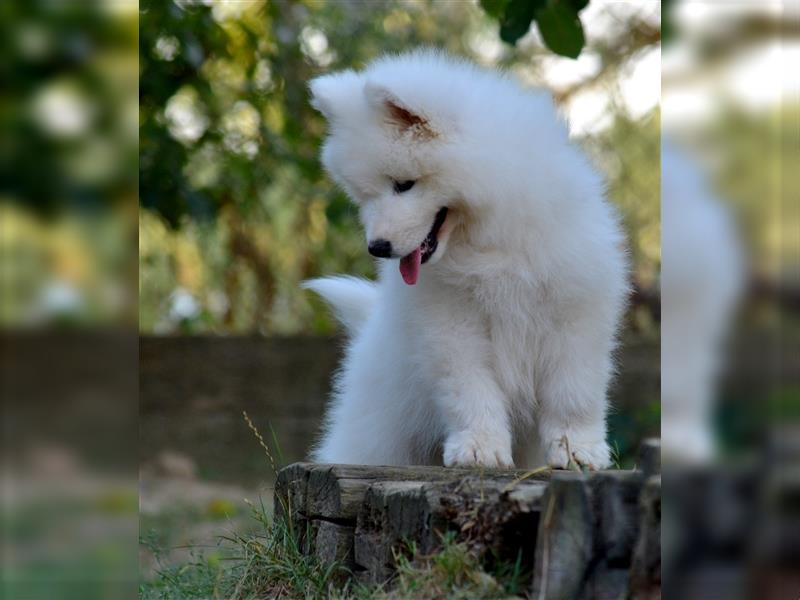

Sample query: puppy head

[309,69,458,285]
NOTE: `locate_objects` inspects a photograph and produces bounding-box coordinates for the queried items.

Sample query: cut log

[272,442,661,594]
[531,469,648,600]
[629,475,661,600]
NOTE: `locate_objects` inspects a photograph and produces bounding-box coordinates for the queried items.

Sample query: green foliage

[482,0,588,58]
[139,1,491,334]
[479,0,510,20]
[707,106,799,277]
[586,109,661,289]
[376,532,523,599]
[661,0,677,45]
[141,502,527,600]
[1,2,137,216]
[141,498,346,600]
[535,0,586,59]
[497,0,541,45]
[138,0,663,335]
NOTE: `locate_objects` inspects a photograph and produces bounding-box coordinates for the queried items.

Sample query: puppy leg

[314,370,436,466]
[433,329,514,469]
[536,328,614,470]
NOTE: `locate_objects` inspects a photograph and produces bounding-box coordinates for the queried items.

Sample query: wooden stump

[273,441,661,593]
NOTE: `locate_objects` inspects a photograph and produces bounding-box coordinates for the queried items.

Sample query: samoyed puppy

[304,50,628,469]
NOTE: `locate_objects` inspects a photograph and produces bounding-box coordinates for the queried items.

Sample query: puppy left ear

[364,82,437,138]
[309,70,362,122]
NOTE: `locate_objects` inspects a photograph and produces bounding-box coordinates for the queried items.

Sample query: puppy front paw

[443,430,514,469]
[544,434,610,470]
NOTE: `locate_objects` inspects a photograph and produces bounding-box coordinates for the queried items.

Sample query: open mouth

[399,207,448,286]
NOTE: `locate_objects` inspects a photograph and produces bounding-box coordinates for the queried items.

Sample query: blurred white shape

[164,86,209,144]
[211,0,249,22]
[34,280,86,320]
[253,59,275,92]
[581,0,660,45]
[673,0,782,37]
[539,51,602,91]
[168,288,201,322]
[31,80,93,138]
[564,88,613,137]
[663,2,799,129]
[618,47,660,120]
[725,40,785,111]
[221,100,261,158]
[154,35,180,61]
[661,85,716,130]
[467,26,505,65]
[300,26,335,67]
[661,142,744,464]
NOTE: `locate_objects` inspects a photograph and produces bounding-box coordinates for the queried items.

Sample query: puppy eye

[393,180,415,194]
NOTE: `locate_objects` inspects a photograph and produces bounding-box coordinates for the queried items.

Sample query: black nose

[368,239,392,258]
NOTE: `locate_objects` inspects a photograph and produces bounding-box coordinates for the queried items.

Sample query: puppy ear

[309,71,361,122]
[364,82,437,138]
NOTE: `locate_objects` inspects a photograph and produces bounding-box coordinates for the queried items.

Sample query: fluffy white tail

[302,276,377,335]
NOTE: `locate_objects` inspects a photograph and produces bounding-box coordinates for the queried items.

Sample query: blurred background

[2,1,138,599]
[138,0,661,336]
[1,0,796,597]
[135,0,663,584]
[3,0,663,595]
[660,1,799,597]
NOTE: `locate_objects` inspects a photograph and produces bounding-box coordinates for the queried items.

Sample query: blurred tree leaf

[484,0,588,58]
[498,0,542,45]
[479,0,511,20]
[535,0,586,59]
[661,0,676,45]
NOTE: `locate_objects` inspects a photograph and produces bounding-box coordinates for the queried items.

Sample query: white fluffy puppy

[305,50,628,469]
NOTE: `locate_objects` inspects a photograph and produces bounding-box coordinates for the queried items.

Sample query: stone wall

[139,335,659,485]
[274,440,661,598]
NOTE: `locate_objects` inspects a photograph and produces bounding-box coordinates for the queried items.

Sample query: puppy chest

[487,315,542,403]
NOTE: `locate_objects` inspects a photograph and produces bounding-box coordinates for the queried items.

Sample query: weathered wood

[273,445,661,594]
[274,462,536,560]
[629,475,661,600]
[531,469,648,600]
[637,438,661,478]
[355,480,444,583]
[314,521,356,569]
[439,476,548,568]
[592,471,646,565]
[303,463,488,520]
[351,473,551,583]
[531,472,595,600]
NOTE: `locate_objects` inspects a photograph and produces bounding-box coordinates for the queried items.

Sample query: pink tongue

[399,247,422,285]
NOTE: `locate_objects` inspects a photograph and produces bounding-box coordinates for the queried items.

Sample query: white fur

[306,50,629,469]
[302,277,378,334]
[661,142,743,464]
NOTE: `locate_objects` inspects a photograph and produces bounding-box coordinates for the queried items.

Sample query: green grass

[140,413,529,598]
[373,532,525,600]
[140,499,529,600]
[140,497,343,599]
